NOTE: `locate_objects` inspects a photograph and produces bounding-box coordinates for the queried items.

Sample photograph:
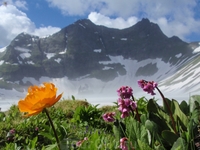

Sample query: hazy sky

[0,0,200,47]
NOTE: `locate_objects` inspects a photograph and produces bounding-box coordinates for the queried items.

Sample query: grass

[0,98,115,150]
[0,95,199,150]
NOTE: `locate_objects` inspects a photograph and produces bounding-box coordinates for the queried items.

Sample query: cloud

[46,0,200,41]
[33,26,61,38]
[14,0,28,10]
[88,12,138,29]
[0,4,60,47]
[0,0,28,10]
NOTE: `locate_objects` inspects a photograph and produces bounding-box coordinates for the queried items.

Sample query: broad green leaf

[161,130,179,146]
[140,114,147,125]
[179,100,189,115]
[172,99,188,129]
[145,120,157,132]
[163,98,175,115]
[148,113,171,134]
[171,137,187,150]
[189,95,200,112]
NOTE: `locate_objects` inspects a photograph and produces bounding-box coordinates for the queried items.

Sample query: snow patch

[175,53,182,58]
[55,58,61,63]
[15,47,30,53]
[59,49,67,54]
[0,60,4,65]
[20,53,31,59]
[193,46,200,53]
[0,46,6,53]
[79,23,86,28]
[45,53,56,59]
[102,66,113,70]
[94,49,101,53]
[27,61,34,64]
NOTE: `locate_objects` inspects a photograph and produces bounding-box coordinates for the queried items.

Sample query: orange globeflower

[18,82,62,117]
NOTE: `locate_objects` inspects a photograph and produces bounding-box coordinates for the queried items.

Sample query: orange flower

[18,82,62,117]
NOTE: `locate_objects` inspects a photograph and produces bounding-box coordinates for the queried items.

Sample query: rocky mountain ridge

[0,18,199,98]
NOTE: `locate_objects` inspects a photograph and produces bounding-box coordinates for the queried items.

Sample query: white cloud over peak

[0,4,60,47]
[88,12,138,29]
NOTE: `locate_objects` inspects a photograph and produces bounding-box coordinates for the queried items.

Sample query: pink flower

[35,127,39,131]
[9,129,15,134]
[120,110,130,118]
[76,137,88,147]
[117,86,133,99]
[118,98,137,118]
[119,137,128,150]
[76,140,82,147]
[119,137,135,150]
[138,80,157,95]
[102,112,115,122]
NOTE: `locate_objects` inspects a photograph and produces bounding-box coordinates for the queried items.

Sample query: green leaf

[45,143,57,150]
[39,132,55,141]
[137,139,154,150]
[172,99,188,130]
[161,130,179,146]
[71,95,75,100]
[179,100,189,115]
[125,117,149,149]
[30,136,38,149]
[148,113,170,134]
[145,120,157,132]
[189,95,200,112]
[171,137,187,150]
[147,99,159,114]
[163,98,174,115]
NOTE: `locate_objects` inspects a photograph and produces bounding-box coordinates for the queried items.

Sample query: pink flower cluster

[117,86,137,118]
[117,86,133,99]
[138,80,158,95]
[102,112,115,122]
[118,98,137,118]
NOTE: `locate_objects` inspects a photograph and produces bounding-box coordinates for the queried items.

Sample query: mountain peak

[140,18,151,24]
[0,17,195,83]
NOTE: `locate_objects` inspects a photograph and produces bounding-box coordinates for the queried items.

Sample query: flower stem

[156,87,177,134]
[44,108,61,150]
[131,96,141,123]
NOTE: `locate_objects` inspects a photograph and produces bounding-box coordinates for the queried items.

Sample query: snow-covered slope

[1,53,200,111]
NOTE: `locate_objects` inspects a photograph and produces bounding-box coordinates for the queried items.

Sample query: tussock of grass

[54,99,90,112]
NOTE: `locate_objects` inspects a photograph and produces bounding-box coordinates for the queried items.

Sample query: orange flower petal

[24,109,42,117]
[48,93,63,106]
[18,100,33,112]
[18,82,62,116]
